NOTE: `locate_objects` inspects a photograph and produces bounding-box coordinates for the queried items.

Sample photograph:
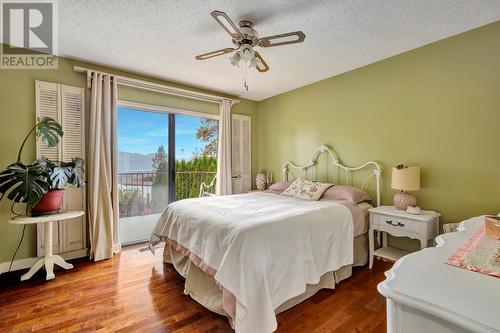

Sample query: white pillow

[281,178,333,201]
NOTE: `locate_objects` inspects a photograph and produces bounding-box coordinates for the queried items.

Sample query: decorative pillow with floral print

[281,178,333,201]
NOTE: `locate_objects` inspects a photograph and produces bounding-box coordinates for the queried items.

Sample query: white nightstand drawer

[374,214,421,235]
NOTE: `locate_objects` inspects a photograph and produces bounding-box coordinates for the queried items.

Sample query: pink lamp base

[394,191,416,210]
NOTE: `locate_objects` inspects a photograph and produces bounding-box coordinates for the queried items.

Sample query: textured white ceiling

[56,1,500,100]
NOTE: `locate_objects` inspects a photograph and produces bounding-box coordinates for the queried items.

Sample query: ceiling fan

[195,10,306,91]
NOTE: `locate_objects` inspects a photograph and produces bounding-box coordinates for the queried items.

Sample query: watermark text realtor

[1,0,58,69]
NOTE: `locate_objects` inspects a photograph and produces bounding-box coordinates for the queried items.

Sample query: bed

[150,145,382,333]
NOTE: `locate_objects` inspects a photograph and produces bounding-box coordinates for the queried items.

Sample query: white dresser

[377,216,500,333]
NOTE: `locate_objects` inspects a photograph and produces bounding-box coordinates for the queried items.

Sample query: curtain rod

[73,66,239,105]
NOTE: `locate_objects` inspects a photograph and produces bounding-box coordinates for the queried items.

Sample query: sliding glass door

[117,106,217,245]
[117,107,169,245]
[175,114,218,200]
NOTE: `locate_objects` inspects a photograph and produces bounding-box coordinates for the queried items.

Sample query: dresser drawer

[373,214,422,235]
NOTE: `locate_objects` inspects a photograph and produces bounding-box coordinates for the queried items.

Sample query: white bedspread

[151,192,354,333]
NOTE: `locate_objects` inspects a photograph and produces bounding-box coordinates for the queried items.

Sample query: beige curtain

[216,99,232,195]
[88,73,120,261]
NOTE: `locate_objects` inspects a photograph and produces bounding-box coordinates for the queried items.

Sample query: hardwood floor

[0,245,392,332]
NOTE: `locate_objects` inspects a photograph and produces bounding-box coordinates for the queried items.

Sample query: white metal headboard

[282,144,382,206]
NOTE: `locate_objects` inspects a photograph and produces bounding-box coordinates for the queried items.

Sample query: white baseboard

[0,248,89,275]
[0,257,38,275]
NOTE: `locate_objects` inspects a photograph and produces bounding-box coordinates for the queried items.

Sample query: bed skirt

[162,233,369,322]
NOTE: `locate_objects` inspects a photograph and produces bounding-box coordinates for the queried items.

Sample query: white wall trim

[0,248,89,275]
[117,100,219,120]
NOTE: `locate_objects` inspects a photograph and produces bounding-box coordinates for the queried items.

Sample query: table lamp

[391,165,420,210]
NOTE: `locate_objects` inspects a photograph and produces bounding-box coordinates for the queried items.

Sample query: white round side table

[9,210,84,281]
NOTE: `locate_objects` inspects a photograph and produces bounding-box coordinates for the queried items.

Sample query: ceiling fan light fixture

[196,10,306,92]
[240,44,254,62]
[249,57,258,68]
[230,52,240,67]
[235,45,256,91]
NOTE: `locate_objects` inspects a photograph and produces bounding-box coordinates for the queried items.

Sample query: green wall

[0,55,257,263]
[257,22,500,250]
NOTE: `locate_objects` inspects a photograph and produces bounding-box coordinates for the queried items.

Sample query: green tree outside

[149,120,218,207]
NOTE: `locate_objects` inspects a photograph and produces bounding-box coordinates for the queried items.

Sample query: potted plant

[0,117,84,216]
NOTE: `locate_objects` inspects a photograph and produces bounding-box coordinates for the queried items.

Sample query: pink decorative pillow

[321,185,371,204]
[265,181,292,194]
[281,179,333,201]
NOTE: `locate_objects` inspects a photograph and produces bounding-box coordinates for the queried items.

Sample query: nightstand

[368,205,440,269]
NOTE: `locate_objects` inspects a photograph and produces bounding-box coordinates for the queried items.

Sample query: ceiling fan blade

[195,47,236,60]
[211,10,243,40]
[258,31,306,48]
[254,52,269,72]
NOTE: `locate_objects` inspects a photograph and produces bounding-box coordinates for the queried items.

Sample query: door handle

[232,175,241,179]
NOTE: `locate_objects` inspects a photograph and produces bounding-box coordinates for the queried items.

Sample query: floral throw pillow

[281,178,333,201]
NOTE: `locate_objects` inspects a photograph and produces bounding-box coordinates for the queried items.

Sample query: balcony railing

[118,171,216,218]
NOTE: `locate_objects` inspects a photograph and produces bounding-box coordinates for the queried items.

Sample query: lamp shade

[391,166,420,191]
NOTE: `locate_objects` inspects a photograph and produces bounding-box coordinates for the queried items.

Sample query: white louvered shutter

[231,115,251,194]
[36,81,61,161]
[240,116,251,192]
[35,81,87,257]
[60,85,86,253]
[231,117,241,194]
[61,85,85,162]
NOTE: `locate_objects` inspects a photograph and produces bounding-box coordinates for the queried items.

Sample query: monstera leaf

[33,156,56,170]
[68,157,85,188]
[17,117,63,162]
[0,163,49,208]
[49,165,72,189]
[36,117,63,148]
[34,157,85,189]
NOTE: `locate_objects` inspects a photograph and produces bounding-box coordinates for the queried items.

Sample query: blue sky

[117,107,208,160]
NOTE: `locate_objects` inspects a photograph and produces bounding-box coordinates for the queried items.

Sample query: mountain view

[118,151,155,172]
